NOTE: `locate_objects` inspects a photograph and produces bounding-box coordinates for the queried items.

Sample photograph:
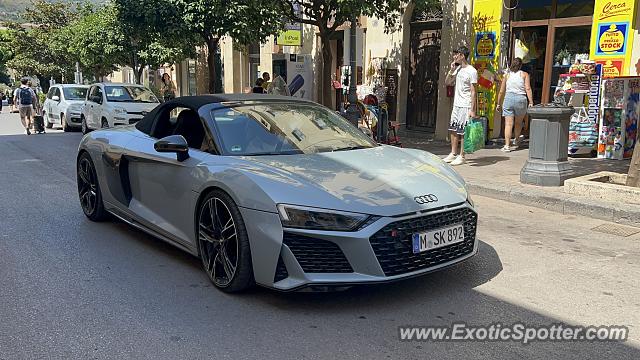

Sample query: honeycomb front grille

[369,207,477,276]
[283,233,353,273]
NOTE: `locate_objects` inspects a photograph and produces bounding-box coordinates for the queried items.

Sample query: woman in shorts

[496,58,533,152]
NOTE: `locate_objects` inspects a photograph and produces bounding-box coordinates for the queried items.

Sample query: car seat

[173,109,205,149]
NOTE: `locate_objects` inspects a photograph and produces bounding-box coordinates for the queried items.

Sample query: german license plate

[412,224,464,254]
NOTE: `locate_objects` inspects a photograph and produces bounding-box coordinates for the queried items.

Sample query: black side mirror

[154,135,190,162]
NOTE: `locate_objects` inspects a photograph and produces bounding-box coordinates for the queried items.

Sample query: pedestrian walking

[14,78,37,135]
[252,78,266,94]
[496,57,534,152]
[444,45,478,166]
[160,73,176,102]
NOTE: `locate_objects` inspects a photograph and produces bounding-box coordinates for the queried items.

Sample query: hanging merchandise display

[555,61,603,156]
[598,77,640,160]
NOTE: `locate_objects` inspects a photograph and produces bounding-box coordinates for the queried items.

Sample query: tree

[170,0,285,93]
[60,4,125,80]
[279,0,435,106]
[4,0,80,83]
[0,29,13,84]
[114,0,199,84]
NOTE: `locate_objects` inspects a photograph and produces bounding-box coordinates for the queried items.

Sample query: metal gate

[406,22,442,132]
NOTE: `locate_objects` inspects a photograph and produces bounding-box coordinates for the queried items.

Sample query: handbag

[463,118,485,154]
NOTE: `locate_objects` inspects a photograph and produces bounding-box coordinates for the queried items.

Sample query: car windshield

[104,86,159,103]
[209,103,377,156]
[62,87,87,100]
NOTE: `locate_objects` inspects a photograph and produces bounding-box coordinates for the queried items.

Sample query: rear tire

[197,190,254,293]
[77,152,108,221]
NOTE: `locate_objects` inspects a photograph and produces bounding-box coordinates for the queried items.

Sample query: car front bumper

[240,202,478,291]
[113,114,143,126]
[67,112,83,126]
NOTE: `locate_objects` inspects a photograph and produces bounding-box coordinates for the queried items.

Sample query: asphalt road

[1,112,639,359]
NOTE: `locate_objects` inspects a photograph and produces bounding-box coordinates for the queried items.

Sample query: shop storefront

[470,0,638,140]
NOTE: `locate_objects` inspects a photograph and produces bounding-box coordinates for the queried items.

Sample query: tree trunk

[320,33,333,107]
[135,65,145,85]
[627,142,640,187]
[206,37,219,94]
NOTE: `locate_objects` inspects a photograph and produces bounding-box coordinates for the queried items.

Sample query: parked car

[81,83,160,134]
[77,94,478,293]
[43,84,89,131]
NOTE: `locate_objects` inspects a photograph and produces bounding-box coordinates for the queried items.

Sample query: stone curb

[466,180,640,227]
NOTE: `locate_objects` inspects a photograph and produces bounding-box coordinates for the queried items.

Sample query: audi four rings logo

[414,194,438,204]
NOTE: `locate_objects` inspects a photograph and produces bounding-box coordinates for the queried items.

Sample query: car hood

[233,146,469,217]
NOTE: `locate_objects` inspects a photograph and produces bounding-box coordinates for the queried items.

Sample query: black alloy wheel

[198,190,254,292]
[77,152,107,221]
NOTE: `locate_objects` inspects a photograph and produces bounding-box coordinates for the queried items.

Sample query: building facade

[166,0,640,140]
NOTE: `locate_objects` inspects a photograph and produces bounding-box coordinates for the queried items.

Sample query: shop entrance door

[406,22,441,132]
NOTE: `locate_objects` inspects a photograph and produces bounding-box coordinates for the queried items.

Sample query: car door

[85,86,97,126]
[124,105,214,248]
[92,86,105,128]
[45,87,55,120]
[51,87,62,124]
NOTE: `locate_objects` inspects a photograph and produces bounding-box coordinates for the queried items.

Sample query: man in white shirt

[444,46,478,166]
[14,78,37,135]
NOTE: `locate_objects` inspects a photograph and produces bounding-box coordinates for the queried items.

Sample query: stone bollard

[520,104,576,186]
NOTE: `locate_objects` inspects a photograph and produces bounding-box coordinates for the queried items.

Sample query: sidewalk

[402,136,640,226]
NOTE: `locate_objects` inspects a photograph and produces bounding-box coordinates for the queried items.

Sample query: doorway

[406,21,442,132]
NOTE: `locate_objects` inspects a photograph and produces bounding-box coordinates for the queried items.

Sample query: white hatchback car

[81,83,160,134]
[43,84,89,131]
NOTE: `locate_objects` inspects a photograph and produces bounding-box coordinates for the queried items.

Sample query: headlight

[277,204,372,231]
[113,107,127,114]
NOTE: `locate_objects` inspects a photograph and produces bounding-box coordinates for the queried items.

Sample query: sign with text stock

[590,0,637,76]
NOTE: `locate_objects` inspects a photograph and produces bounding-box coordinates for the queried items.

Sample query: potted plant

[555,49,571,66]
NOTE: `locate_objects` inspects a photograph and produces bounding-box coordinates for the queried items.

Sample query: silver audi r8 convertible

[77,94,478,292]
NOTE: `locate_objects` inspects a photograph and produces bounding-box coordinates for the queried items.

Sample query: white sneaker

[500,145,512,152]
[443,153,457,163]
[513,135,525,146]
[451,155,465,166]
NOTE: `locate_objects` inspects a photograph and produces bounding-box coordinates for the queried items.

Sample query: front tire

[62,113,71,132]
[101,118,109,129]
[81,116,89,134]
[44,111,53,128]
[198,190,254,292]
[77,152,108,221]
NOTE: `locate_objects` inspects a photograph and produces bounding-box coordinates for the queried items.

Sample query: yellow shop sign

[597,0,633,21]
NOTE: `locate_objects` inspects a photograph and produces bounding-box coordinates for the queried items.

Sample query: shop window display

[511,27,547,104]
